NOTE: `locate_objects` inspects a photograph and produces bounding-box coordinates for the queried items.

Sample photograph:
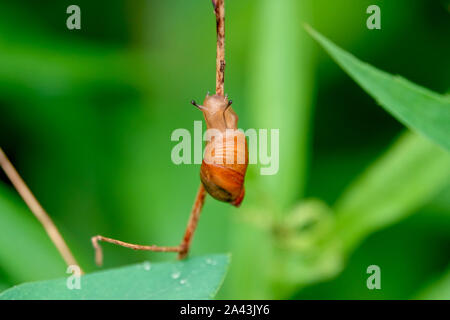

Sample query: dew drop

[171,271,181,279]
[180,279,187,285]
[143,261,151,271]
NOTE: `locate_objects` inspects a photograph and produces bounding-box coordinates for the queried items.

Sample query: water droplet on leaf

[142,261,151,271]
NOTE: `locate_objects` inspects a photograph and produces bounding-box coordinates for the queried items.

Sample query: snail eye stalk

[191,100,205,110]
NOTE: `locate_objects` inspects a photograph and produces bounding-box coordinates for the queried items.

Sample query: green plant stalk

[226,0,315,299]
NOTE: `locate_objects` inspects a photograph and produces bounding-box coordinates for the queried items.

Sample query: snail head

[191,94,233,130]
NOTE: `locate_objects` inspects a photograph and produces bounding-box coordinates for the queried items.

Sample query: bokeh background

[0,0,449,299]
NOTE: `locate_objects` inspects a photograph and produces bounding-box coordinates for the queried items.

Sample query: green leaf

[0,254,230,300]
[415,267,450,300]
[333,132,450,252]
[0,183,66,282]
[305,25,450,151]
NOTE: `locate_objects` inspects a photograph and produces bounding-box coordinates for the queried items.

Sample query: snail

[191,93,248,207]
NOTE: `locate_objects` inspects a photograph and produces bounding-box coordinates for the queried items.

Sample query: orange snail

[191,93,248,207]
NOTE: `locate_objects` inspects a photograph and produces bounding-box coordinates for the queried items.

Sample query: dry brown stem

[214,0,226,96]
[0,147,82,272]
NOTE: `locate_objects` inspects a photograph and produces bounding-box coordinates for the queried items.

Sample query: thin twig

[177,184,207,259]
[91,235,181,266]
[90,0,227,264]
[176,0,226,258]
[214,0,226,96]
[0,147,82,272]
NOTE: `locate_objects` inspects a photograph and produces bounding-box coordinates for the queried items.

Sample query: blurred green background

[0,0,449,299]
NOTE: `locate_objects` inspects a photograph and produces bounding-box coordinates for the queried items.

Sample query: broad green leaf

[0,183,66,282]
[306,25,450,151]
[333,132,450,252]
[0,254,230,300]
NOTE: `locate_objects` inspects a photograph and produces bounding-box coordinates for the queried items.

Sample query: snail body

[192,94,248,207]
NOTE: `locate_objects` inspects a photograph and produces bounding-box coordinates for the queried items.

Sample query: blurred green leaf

[0,254,230,300]
[0,183,66,282]
[416,267,450,300]
[272,132,449,291]
[334,132,450,252]
[306,25,450,151]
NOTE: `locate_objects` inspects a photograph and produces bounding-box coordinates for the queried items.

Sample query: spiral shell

[201,131,248,206]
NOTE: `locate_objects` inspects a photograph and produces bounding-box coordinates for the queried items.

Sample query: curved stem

[91,235,181,266]
[178,184,207,259]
